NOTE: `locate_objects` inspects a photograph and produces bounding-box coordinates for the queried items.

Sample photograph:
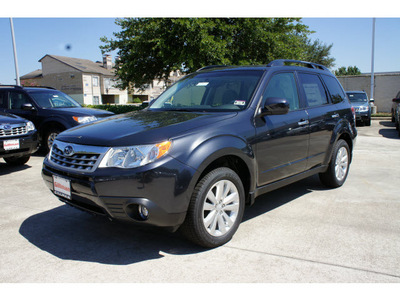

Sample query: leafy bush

[85,104,146,114]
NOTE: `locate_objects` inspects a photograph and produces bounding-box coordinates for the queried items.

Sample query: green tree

[302,38,335,68]
[334,66,361,76]
[100,18,335,89]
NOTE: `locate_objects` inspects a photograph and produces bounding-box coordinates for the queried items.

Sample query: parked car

[0,86,114,151]
[392,90,400,122]
[346,91,371,126]
[0,111,38,165]
[42,60,357,248]
[394,102,400,137]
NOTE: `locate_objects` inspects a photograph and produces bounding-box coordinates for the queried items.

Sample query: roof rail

[196,65,230,72]
[23,86,57,90]
[0,85,23,89]
[267,59,330,72]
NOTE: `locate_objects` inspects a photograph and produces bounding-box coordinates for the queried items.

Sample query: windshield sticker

[196,82,209,86]
[233,100,246,106]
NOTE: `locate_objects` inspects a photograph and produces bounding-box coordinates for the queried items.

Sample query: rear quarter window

[322,75,347,104]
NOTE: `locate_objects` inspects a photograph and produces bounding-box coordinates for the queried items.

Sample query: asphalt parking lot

[0,119,399,283]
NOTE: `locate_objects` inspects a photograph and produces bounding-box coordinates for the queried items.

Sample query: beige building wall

[102,77,129,104]
[338,74,400,113]
[83,74,102,105]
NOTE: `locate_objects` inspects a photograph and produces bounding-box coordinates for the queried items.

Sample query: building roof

[20,69,43,80]
[39,54,115,76]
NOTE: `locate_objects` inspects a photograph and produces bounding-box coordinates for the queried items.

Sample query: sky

[0,2,399,85]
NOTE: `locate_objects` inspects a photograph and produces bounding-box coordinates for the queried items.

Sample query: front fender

[170,134,256,199]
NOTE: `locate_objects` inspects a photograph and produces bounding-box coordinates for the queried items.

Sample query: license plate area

[4,139,20,150]
[53,175,71,200]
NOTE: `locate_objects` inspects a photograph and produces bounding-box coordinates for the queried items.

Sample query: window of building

[93,76,99,87]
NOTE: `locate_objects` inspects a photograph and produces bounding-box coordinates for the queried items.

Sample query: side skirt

[248,165,328,206]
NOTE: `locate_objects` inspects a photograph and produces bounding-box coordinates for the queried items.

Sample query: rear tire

[4,155,30,166]
[319,139,350,188]
[180,167,245,248]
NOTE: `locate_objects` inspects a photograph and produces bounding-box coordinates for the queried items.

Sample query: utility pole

[370,18,376,103]
[10,18,20,86]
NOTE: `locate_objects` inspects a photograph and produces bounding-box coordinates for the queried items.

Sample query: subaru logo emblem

[64,145,74,156]
[3,124,11,130]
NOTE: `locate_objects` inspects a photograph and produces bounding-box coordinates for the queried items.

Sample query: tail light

[351,106,356,123]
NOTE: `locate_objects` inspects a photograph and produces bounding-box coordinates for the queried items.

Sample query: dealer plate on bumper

[53,175,71,200]
[4,139,20,150]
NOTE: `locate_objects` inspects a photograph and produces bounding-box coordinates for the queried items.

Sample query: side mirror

[22,103,36,111]
[260,97,289,116]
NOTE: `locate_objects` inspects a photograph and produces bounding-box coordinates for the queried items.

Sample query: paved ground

[1,120,399,283]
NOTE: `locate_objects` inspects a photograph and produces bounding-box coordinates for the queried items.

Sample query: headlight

[26,121,35,132]
[359,106,369,112]
[72,116,97,124]
[99,141,172,169]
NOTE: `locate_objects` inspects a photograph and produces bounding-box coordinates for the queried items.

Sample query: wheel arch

[39,120,67,141]
[179,135,256,206]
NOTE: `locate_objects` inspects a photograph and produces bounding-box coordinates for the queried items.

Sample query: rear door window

[298,73,329,107]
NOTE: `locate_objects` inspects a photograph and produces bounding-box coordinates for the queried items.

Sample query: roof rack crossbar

[196,65,230,72]
[267,59,330,72]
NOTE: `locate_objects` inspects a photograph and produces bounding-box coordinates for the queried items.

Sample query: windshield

[27,90,81,108]
[346,92,368,103]
[150,70,264,112]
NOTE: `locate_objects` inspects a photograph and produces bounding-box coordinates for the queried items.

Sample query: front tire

[4,155,30,166]
[319,139,351,188]
[180,167,245,248]
[44,127,62,152]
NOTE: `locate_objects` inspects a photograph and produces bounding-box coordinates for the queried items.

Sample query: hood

[56,110,237,146]
[43,107,114,117]
[0,111,28,124]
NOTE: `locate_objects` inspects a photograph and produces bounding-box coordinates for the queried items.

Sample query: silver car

[346,91,371,126]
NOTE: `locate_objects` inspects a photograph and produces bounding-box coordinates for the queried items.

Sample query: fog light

[138,205,149,220]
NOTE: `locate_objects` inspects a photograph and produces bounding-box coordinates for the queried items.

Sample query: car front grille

[49,141,108,172]
[0,124,27,137]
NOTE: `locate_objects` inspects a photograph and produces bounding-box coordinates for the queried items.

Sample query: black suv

[0,86,114,151]
[42,60,357,247]
[1,111,38,165]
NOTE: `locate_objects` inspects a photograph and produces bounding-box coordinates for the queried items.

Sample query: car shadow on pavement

[243,174,323,222]
[378,128,399,139]
[379,121,394,127]
[19,174,324,265]
[19,205,207,265]
[0,162,31,175]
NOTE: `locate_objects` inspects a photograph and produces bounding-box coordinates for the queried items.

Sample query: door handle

[298,119,309,126]
[332,113,340,118]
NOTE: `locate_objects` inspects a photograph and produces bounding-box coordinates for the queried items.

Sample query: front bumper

[42,154,196,229]
[355,111,370,122]
[0,132,39,158]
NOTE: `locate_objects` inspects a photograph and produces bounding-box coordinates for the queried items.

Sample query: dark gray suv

[42,60,357,247]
